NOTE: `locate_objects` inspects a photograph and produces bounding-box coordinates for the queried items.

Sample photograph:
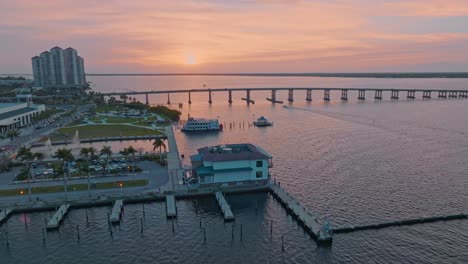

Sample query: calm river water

[1,75,468,263]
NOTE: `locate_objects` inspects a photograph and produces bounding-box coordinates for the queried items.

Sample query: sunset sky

[1,0,468,73]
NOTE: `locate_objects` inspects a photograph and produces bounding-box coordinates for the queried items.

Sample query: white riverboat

[182,118,223,132]
[253,116,273,127]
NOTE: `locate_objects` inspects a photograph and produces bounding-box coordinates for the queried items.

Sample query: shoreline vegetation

[85,72,468,78]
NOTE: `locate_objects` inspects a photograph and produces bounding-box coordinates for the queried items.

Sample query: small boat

[253,116,272,127]
[181,117,223,132]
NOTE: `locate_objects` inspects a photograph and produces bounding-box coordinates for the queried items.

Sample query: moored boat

[182,117,222,132]
[253,116,272,127]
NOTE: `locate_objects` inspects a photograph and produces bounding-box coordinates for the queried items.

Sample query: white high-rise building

[40,51,56,86]
[64,47,80,85]
[50,46,67,85]
[31,56,43,87]
[31,46,86,87]
[77,56,86,85]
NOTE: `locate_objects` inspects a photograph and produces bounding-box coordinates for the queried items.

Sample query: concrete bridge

[99,87,468,105]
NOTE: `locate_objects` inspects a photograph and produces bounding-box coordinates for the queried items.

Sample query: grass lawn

[55,124,162,140]
[106,116,145,123]
[96,104,121,113]
[0,179,148,197]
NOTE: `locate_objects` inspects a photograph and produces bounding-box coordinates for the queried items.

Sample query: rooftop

[195,143,272,162]
[0,103,21,110]
[0,106,38,121]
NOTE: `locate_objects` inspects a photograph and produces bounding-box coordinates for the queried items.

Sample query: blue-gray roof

[0,107,38,120]
[197,143,271,162]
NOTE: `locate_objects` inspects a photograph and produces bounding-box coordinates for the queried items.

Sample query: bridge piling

[228,90,232,104]
[288,89,294,102]
[323,89,330,101]
[188,92,192,104]
[374,90,382,100]
[438,90,447,99]
[448,91,458,98]
[407,90,415,99]
[422,91,431,99]
[340,89,348,101]
[208,89,212,104]
[358,90,365,100]
[306,89,312,101]
[145,93,149,105]
[267,90,283,103]
[391,90,399,100]
[167,93,171,104]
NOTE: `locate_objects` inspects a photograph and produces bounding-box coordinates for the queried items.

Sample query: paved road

[0,104,94,154]
[0,161,169,207]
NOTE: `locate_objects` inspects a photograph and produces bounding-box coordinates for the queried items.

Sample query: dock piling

[282,235,284,252]
[76,225,80,241]
[140,218,143,234]
[306,89,312,101]
[323,89,330,101]
[42,228,46,245]
[240,224,243,241]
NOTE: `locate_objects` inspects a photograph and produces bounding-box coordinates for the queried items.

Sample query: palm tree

[126,146,137,175]
[7,130,19,141]
[80,147,93,197]
[54,148,74,201]
[153,138,166,163]
[16,147,33,201]
[100,146,112,174]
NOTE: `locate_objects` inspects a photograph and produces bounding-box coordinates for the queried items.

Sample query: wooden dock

[270,184,332,245]
[215,192,234,221]
[333,213,468,234]
[166,195,177,218]
[0,208,13,224]
[46,204,70,230]
[110,200,124,223]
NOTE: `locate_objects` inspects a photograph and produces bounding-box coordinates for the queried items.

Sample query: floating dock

[270,184,332,245]
[110,200,124,223]
[46,204,70,230]
[0,208,13,224]
[215,192,234,221]
[166,195,177,218]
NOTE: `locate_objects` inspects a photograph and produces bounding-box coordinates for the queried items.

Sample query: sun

[185,54,197,65]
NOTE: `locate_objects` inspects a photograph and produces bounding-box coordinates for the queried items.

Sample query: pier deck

[166,195,177,218]
[215,192,234,221]
[110,200,124,223]
[0,208,13,224]
[46,204,70,230]
[270,184,332,245]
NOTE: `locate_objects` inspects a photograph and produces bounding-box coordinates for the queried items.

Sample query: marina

[215,191,234,221]
[46,204,70,230]
[109,200,124,223]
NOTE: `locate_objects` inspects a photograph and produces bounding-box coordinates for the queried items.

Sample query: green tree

[7,130,19,141]
[153,138,166,162]
[16,147,42,201]
[80,147,95,196]
[53,148,74,201]
[126,146,137,175]
[100,145,112,174]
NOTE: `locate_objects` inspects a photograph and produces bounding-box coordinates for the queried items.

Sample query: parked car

[94,166,103,172]
[32,163,38,168]
[68,168,77,174]
[34,170,43,177]
[119,163,127,169]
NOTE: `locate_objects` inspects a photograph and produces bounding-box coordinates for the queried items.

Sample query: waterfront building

[187,143,273,185]
[0,95,45,133]
[31,46,86,87]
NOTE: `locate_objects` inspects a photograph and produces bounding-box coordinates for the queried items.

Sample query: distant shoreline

[2,72,468,78]
[86,72,468,78]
